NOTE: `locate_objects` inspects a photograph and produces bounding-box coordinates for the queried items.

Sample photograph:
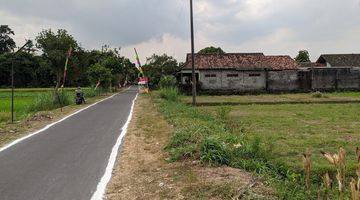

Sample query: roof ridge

[321,53,360,56]
[183,53,299,70]
[186,52,264,55]
[265,55,291,57]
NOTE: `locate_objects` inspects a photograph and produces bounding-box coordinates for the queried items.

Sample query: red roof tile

[183,53,299,70]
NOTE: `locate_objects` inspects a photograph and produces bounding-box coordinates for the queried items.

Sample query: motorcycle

[75,92,85,105]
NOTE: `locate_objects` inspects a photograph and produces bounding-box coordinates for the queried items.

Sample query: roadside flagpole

[134,48,144,76]
[134,48,148,92]
[61,46,73,88]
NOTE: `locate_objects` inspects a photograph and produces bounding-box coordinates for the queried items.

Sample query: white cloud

[122,34,190,64]
[235,0,273,21]
[1,0,360,62]
[0,10,72,46]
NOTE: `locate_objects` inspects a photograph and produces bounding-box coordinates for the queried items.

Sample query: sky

[1,0,360,63]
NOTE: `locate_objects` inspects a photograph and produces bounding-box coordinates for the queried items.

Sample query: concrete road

[0,86,138,200]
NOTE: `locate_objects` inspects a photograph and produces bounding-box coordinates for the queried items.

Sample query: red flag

[134,48,144,75]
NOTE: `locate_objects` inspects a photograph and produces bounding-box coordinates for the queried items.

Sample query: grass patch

[182,91,360,105]
[27,90,72,112]
[311,91,327,98]
[0,88,107,122]
[202,103,359,174]
[154,92,360,199]
[158,87,180,102]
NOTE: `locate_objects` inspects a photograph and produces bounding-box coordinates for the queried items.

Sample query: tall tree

[24,40,36,54]
[36,29,79,88]
[143,54,180,86]
[198,46,225,54]
[0,52,43,87]
[0,25,16,54]
[295,50,311,63]
[87,63,112,88]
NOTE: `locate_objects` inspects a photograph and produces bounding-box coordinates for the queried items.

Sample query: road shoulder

[106,95,275,199]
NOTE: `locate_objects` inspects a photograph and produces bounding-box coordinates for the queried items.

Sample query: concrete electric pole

[190,0,196,106]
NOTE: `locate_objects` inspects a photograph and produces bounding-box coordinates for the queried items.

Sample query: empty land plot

[197,93,360,174]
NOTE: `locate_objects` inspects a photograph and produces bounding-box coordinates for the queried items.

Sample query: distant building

[298,62,325,68]
[180,53,360,93]
[297,54,360,90]
[180,53,299,92]
[316,54,360,68]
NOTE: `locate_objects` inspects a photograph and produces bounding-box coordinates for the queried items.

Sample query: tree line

[0,25,183,89]
[1,24,310,90]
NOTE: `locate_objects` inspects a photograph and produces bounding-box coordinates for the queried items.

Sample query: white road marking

[90,93,138,200]
[0,93,119,153]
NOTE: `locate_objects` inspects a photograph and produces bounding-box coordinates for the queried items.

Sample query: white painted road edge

[0,93,120,153]
[90,93,139,200]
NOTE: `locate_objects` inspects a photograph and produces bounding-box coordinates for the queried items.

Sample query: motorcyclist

[75,87,86,104]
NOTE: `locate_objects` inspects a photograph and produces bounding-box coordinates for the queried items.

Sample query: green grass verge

[153,89,359,199]
[0,88,108,122]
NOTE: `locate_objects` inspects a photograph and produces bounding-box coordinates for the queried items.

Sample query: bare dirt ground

[106,95,276,200]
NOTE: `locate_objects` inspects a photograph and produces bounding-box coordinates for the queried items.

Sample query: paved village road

[0,86,138,200]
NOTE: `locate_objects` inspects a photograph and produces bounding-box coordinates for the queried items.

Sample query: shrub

[83,88,98,98]
[0,112,10,122]
[27,90,72,112]
[312,91,327,98]
[216,106,231,121]
[155,95,312,199]
[55,90,72,106]
[158,87,179,101]
[200,137,231,165]
[159,75,177,89]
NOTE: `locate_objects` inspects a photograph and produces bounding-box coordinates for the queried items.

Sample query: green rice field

[0,88,96,122]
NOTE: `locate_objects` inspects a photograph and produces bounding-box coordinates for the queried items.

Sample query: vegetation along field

[184,93,360,171]
[0,88,101,123]
[156,89,360,199]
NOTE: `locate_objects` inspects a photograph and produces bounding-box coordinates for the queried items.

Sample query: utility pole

[11,40,31,123]
[190,0,196,106]
[11,59,14,123]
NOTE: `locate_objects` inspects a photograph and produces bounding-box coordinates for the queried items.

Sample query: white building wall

[199,70,266,91]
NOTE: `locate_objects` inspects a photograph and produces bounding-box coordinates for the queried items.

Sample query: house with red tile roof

[180,53,300,92]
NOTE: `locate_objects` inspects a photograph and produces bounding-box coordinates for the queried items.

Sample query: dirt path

[106,95,276,200]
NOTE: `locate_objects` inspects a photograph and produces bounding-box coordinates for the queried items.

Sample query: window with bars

[227,74,239,77]
[249,73,261,77]
[205,74,217,78]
